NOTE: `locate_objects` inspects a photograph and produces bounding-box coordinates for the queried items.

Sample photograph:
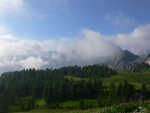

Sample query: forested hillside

[0,64,149,113]
[0,65,117,112]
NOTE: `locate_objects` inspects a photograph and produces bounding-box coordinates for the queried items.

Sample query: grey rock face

[108,48,142,71]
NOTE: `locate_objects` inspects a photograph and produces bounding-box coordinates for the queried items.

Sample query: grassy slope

[103,71,150,90]
[66,69,150,90]
[12,69,150,113]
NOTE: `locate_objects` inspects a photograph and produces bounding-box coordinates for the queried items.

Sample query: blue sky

[1,0,150,73]
[2,0,150,39]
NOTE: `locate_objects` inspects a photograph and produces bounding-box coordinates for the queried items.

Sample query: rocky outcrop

[108,48,141,71]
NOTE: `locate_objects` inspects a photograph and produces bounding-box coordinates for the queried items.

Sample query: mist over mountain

[145,54,150,65]
[1,25,150,74]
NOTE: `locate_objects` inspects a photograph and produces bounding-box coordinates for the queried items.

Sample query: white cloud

[19,56,48,69]
[40,29,119,61]
[0,0,25,17]
[114,24,150,55]
[75,29,118,60]
[0,38,49,73]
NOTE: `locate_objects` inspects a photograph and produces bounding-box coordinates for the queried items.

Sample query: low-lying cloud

[114,24,150,56]
[1,24,150,74]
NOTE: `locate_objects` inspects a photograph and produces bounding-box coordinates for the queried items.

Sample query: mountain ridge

[108,48,142,71]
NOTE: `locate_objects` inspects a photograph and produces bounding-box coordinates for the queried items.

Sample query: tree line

[58,64,117,78]
[134,62,150,72]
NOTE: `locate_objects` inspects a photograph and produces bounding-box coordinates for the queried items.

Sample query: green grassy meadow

[103,71,150,90]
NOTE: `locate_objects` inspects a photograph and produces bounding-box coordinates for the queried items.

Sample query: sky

[1,0,150,74]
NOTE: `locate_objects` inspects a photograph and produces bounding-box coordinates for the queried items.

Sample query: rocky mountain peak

[108,48,141,71]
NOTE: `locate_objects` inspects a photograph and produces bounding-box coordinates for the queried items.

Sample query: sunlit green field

[103,71,150,90]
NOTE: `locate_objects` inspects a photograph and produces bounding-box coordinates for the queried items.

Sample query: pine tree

[141,83,146,91]
[79,99,85,109]
[98,94,105,107]
[108,82,116,105]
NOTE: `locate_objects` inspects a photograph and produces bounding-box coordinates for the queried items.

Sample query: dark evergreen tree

[141,83,146,91]
[79,99,85,109]
[98,94,105,107]
[122,80,135,102]
[117,82,123,97]
[134,62,150,72]
[108,82,116,105]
